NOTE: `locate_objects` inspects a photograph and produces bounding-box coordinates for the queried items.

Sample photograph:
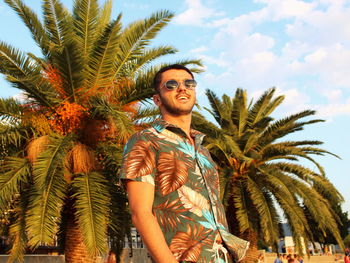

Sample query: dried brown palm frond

[26,135,49,163]
[70,143,97,174]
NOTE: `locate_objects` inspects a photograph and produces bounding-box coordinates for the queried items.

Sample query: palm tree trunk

[226,197,259,263]
[239,229,259,263]
[64,207,96,263]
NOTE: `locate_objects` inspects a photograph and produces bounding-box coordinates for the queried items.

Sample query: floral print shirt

[120,119,249,262]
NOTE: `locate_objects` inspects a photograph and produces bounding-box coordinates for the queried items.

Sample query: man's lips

[176,94,190,100]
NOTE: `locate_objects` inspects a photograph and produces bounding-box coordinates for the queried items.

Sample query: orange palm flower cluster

[49,101,89,135]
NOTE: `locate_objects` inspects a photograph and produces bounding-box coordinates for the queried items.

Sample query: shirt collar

[151,118,205,141]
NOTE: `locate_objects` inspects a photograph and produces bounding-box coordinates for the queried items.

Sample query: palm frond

[0,41,53,107]
[84,16,123,96]
[133,105,160,124]
[232,89,248,137]
[246,177,279,243]
[107,183,131,257]
[205,89,225,125]
[4,0,50,56]
[0,98,23,123]
[0,124,31,149]
[0,157,30,210]
[269,162,317,181]
[247,88,283,126]
[113,10,174,79]
[72,171,110,257]
[129,45,178,75]
[298,146,340,159]
[8,187,30,263]
[260,110,321,146]
[310,175,344,204]
[73,0,99,61]
[191,111,221,137]
[26,134,71,247]
[95,0,113,36]
[230,181,253,233]
[292,179,343,248]
[42,0,67,48]
[89,97,135,144]
[44,0,83,100]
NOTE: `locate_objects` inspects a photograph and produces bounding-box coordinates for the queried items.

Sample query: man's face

[154,69,196,116]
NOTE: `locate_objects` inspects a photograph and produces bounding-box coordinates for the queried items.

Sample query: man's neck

[162,114,192,138]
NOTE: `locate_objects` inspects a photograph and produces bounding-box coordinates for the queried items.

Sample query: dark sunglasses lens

[164,80,179,90]
[184,79,197,89]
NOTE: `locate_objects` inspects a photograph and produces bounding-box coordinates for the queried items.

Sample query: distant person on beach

[105,251,116,263]
[274,254,283,263]
[344,253,350,263]
[257,253,264,263]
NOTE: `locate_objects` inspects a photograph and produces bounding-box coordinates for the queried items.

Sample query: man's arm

[126,180,178,263]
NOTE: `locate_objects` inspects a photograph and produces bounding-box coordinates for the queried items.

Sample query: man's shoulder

[126,126,156,144]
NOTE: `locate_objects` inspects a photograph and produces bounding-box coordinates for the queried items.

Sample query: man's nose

[177,82,187,91]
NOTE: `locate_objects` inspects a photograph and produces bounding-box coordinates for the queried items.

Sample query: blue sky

[0,0,349,214]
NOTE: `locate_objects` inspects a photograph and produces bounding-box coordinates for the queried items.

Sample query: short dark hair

[153,64,194,93]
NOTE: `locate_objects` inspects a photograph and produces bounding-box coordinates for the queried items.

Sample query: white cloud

[285,3,350,45]
[184,0,350,119]
[294,44,350,88]
[213,32,275,60]
[255,0,316,20]
[197,54,229,67]
[314,101,350,118]
[189,46,209,53]
[174,0,224,26]
[320,89,343,102]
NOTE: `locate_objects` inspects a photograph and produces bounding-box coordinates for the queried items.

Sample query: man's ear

[153,94,161,106]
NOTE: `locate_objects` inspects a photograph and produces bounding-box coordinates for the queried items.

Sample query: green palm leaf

[26,134,71,247]
[0,157,30,210]
[0,124,31,149]
[129,45,178,75]
[232,89,248,137]
[95,0,113,36]
[73,0,99,61]
[85,16,123,94]
[4,0,50,56]
[0,98,22,123]
[246,177,279,243]
[0,42,53,107]
[72,171,110,257]
[113,10,174,79]
[8,187,30,263]
[43,0,83,100]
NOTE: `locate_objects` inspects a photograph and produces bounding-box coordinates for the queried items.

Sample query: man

[120,64,249,262]
[274,254,283,263]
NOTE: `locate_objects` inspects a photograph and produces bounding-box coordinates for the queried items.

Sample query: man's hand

[126,180,178,263]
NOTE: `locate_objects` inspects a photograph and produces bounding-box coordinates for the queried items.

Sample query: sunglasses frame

[162,79,197,91]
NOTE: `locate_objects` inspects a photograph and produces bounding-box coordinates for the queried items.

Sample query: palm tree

[0,0,202,262]
[192,88,344,262]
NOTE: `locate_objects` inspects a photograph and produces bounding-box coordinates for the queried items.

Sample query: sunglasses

[163,79,197,91]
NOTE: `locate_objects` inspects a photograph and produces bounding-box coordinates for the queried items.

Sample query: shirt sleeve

[119,132,157,186]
